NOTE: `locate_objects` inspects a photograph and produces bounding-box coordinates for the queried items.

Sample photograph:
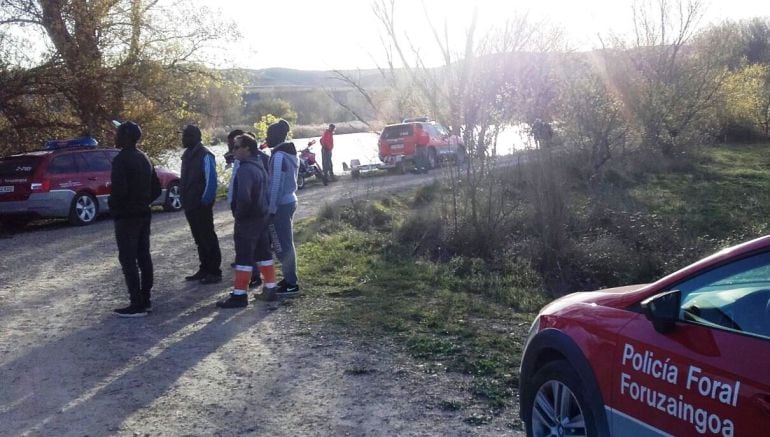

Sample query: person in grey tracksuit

[266,119,301,297]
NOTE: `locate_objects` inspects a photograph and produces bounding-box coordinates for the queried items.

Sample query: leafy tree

[246,97,298,126]
[0,0,241,156]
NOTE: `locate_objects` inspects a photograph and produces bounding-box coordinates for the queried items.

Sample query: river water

[159,128,531,174]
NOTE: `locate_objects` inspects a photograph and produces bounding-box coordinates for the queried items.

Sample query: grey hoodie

[268,141,299,214]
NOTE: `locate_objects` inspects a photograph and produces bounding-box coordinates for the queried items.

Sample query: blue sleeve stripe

[269,153,283,211]
[202,154,217,205]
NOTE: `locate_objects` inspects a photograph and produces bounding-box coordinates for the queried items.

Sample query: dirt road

[0,170,524,436]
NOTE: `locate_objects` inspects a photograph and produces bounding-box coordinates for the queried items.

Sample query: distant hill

[227,67,388,92]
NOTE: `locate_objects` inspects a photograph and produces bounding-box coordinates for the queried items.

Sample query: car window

[382,124,414,139]
[79,151,112,172]
[47,154,79,174]
[0,157,40,177]
[424,124,440,136]
[674,250,770,339]
[434,124,449,136]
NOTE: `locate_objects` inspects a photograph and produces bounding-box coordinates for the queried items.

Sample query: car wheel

[524,360,601,437]
[428,148,438,169]
[297,174,305,190]
[163,181,182,212]
[69,193,98,226]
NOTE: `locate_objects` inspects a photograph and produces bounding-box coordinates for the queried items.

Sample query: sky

[202,0,770,71]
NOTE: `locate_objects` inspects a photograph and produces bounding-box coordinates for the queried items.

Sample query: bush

[397,208,444,256]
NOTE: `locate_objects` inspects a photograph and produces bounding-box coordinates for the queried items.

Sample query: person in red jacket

[413,123,431,174]
[319,123,335,181]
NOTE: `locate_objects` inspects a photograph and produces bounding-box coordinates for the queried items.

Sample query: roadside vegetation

[289,141,770,422]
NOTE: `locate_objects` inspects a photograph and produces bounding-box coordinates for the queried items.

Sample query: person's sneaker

[143,299,152,313]
[254,286,278,302]
[276,283,300,298]
[216,293,248,308]
[249,274,262,288]
[199,274,222,284]
[114,304,148,318]
[185,270,206,281]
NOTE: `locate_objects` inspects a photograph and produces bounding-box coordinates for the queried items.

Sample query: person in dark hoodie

[109,121,161,317]
[180,124,222,284]
[266,119,301,298]
[216,133,277,308]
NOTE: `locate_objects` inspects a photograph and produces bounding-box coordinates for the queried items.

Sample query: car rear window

[382,124,414,140]
[0,157,41,177]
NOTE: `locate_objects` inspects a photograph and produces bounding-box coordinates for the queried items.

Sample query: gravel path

[0,169,524,436]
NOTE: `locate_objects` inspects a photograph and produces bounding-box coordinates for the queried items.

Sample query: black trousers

[322,148,333,177]
[115,216,153,305]
[184,206,222,276]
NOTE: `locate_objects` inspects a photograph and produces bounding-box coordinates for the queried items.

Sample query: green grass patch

[294,205,545,412]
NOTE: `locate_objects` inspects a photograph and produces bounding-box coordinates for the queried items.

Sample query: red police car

[520,235,770,436]
[0,137,181,226]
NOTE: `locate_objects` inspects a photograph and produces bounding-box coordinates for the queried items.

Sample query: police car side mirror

[641,290,681,334]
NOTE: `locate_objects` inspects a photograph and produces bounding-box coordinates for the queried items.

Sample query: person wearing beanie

[109,121,162,317]
[180,124,223,284]
[319,123,335,181]
[216,134,278,308]
[266,119,301,298]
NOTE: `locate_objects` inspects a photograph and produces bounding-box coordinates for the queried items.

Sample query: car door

[424,124,448,154]
[611,251,770,436]
[76,151,113,211]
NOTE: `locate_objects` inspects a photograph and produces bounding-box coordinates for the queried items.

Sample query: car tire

[297,174,305,190]
[68,192,98,226]
[163,181,182,212]
[524,360,603,437]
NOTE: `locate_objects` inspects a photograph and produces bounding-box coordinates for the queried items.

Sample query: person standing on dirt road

[109,121,162,317]
[320,123,335,181]
[413,123,430,174]
[225,130,277,290]
[216,134,278,308]
[266,119,301,298]
[180,124,223,284]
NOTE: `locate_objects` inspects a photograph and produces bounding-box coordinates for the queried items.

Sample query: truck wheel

[69,193,98,226]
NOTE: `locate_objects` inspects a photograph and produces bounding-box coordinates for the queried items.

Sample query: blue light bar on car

[45,137,99,150]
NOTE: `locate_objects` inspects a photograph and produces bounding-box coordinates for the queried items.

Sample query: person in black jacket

[216,134,275,308]
[180,124,222,284]
[109,121,161,317]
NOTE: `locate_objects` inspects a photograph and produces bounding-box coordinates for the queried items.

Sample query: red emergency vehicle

[520,235,770,436]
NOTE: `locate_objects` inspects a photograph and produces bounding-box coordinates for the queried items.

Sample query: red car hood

[540,284,649,315]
